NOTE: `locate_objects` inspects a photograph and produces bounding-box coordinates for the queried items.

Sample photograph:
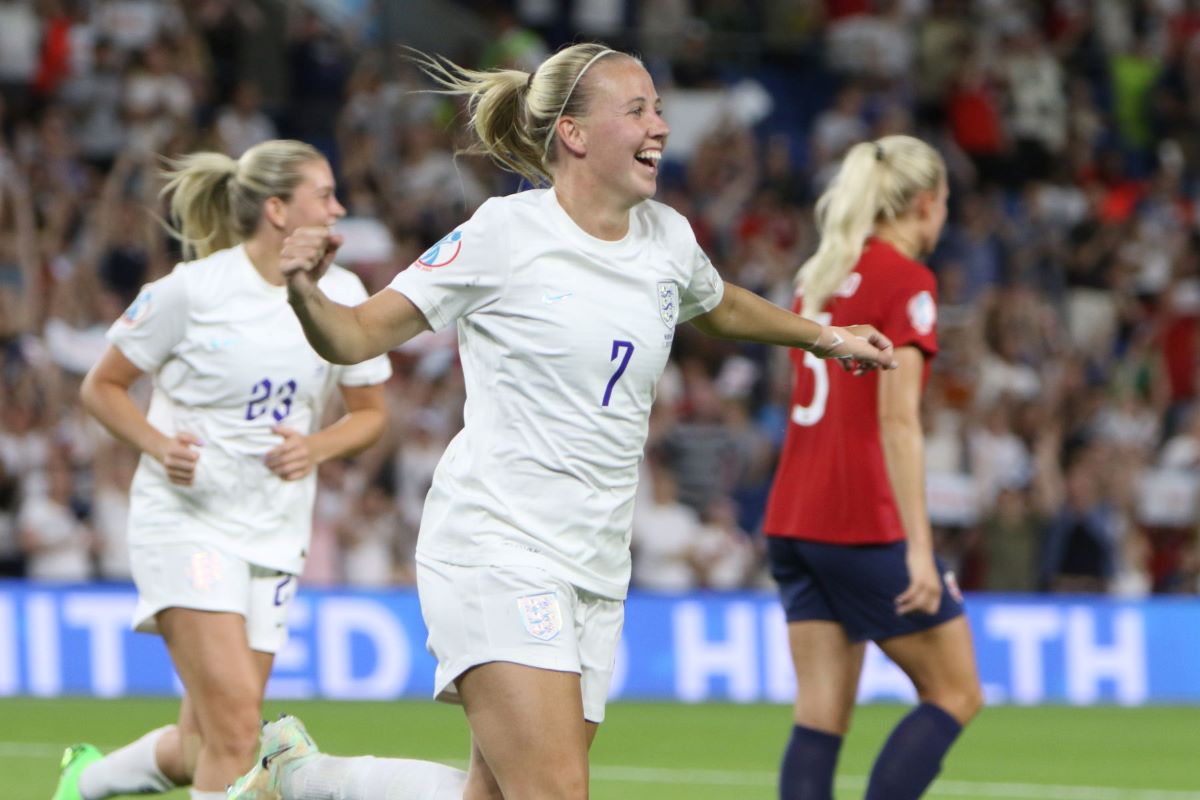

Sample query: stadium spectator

[0,0,41,120]
[284,6,351,162]
[1040,447,1123,593]
[632,459,707,591]
[305,459,360,587]
[214,80,277,158]
[694,494,763,589]
[979,482,1043,592]
[17,447,93,581]
[336,470,406,588]
[0,457,20,577]
[121,39,195,154]
[94,0,184,55]
[1000,23,1068,184]
[810,83,869,171]
[90,440,134,581]
[58,36,127,168]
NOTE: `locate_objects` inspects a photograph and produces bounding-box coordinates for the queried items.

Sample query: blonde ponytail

[798,135,945,317]
[159,152,239,260]
[160,139,324,260]
[408,43,631,186]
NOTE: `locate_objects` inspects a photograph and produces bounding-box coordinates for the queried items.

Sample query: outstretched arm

[690,282,897,368]
[282,226,430,364]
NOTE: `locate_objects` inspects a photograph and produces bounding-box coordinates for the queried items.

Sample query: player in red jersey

[763,135,983,800]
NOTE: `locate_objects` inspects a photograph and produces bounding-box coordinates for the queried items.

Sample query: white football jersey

[389,189,724,598]
[108,245,391,574]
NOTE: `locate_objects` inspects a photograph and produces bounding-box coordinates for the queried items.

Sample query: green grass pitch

[4,697,1196,799]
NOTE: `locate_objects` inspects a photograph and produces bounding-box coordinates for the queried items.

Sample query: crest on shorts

[517,592,563,641]
[657,280,678,328]
[188,551,223,592]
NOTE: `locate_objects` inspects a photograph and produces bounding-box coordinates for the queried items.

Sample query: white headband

[541,49,617,160]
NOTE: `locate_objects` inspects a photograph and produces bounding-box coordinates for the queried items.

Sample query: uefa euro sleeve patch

[120,289,153,326]
[517,592,563,641]
[834,271,862,299]
[907,290,936,336]
[416,230,463,269]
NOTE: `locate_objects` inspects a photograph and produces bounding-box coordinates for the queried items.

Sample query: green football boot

[227,715,320,800]
[51,743,102,800]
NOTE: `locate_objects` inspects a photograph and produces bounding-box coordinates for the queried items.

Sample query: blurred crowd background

[2,0,1199,597]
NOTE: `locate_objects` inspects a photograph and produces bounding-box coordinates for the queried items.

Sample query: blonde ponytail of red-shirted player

[798,135,944,318]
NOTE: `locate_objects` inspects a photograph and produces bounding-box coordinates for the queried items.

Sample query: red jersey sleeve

[875,261,938,359]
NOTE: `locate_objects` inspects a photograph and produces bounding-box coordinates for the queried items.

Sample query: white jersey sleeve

[106,268,189,371]
[678,239,725,323]
[385,198,510,331]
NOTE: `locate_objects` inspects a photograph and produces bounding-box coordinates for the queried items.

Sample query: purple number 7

[602,340,635,407]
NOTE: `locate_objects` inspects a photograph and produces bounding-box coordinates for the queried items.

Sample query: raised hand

[280,226,344,284]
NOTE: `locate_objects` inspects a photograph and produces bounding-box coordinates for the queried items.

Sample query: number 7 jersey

[764,237,938,545]
[388,189,724,599]
[107,245,392,573]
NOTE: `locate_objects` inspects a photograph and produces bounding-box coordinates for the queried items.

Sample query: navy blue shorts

[767,537,964,643]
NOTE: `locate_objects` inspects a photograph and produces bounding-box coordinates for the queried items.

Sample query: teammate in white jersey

[228,45,895,800]
[53,141,391,800]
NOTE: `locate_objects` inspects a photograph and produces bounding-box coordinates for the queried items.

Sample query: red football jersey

[764,238,938,544]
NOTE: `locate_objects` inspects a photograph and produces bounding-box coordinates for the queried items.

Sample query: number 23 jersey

[388,189,724,599]
[764,238,938,545]
[108,245,391,573]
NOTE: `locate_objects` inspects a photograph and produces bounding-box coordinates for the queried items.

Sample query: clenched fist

[280,226,344,284]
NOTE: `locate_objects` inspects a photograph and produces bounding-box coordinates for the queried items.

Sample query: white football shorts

[416,555,624,723]
[129,541,299,654]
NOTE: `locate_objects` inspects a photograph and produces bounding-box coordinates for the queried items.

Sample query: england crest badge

[657,280,679,328]
[517,592,563,641]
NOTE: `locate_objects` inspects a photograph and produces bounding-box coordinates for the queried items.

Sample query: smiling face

[270,159,346,235]
[559,57,669,209]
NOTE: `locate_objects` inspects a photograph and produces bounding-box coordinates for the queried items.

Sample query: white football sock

[190,791,226,800]
[286,754,466,800]
[78,725,175,800]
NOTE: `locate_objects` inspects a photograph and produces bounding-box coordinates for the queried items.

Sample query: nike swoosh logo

[262,744,294,768]
[542,291,573,304]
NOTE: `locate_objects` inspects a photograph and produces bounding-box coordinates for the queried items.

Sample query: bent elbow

[79,371,103,416]
[312,339,365,366]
